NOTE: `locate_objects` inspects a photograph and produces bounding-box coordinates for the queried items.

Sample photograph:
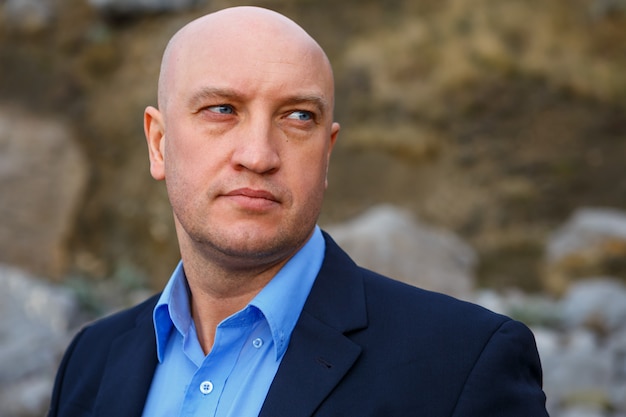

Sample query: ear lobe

[144,106,166,181]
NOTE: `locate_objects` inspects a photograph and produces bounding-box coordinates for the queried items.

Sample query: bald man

[48,7,548,417]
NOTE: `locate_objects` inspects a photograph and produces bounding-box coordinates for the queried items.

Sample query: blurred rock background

[0,0,625,416]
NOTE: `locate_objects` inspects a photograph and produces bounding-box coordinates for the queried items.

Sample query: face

[145,11,340,270]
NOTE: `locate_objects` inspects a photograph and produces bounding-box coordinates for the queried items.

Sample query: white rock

[1,0,54,32]
[0,376,54,417]
[0,265,77,417]
[547,207,626,262]
[557,406,606,417]
[0,265,76,380]
[472,289,507,314]
[561,278,626,332]
[532,327,561,357]
[611,383,626,417]
[541,337,612,415]
[326,205,476,299]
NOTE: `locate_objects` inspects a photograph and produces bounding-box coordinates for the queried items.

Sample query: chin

[220,227,307,259]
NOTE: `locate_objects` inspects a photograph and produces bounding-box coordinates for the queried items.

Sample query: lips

[224,188,278,202]
[221,187,281,212]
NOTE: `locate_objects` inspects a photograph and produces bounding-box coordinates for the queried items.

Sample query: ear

[144,106,166,181]
[325,122,340,188]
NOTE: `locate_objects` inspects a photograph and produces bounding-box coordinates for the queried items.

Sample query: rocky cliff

[1,0,625,293]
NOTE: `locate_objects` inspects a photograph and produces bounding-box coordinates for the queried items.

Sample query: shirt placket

[179,312,256,416]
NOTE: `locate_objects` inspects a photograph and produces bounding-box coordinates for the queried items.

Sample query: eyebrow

[187,86,330,115]
[281,95,330,116]
[187,87,241,109]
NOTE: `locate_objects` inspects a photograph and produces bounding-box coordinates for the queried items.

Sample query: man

[48,6,549,417]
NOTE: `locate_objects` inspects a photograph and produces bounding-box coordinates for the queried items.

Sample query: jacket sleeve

[451,319,549,416]
[47,327,91,417]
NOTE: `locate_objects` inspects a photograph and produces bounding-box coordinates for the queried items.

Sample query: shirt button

[252,338,263,348]
[199,380,213,395]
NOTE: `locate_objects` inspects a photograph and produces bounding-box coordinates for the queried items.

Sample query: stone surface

[1,0,55,33]
[558,407,607,417]
[540,330,613,414]
[326,205,476,299]
[545,208,626,294]
[547,208,626,261]
[0,264,77,417]
[472,281,626,417]
[0,105,88,278]
[0,0,625,414]
[3,0,625,288]
[2,216,626,416]
[560,279,626,333]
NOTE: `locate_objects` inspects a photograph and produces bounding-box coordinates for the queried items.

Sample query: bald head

[143,5,340,282]
[157,6,334,114]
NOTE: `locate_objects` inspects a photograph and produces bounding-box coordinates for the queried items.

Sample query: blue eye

[287,111,313,121]
[208,104,234,114]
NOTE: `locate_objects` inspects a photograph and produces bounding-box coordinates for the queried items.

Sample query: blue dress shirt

[141,227,325,417]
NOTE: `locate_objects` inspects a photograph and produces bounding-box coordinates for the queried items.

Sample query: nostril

[232,148,280,174]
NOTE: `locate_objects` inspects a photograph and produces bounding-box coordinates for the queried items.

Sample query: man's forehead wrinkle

[158,6,335,112]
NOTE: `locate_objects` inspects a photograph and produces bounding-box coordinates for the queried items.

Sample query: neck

[181,249,290,354]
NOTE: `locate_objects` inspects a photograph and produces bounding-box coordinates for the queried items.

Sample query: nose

[231,117,281,174]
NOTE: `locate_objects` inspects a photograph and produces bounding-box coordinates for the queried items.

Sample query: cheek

[164,127,224,178]
[289,147,330,199]
[163,138,209,203]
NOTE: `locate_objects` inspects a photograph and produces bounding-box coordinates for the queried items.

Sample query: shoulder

[359,267,512,339]
[76,293,160,342]
[363,267,505,323]
[352,269,547,415]
[320,231,513,338]
[58,293,160,369]
[48,294,161,416]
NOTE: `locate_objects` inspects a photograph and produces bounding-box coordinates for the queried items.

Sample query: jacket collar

[259,232,368,417]
[94,296,159,417]
[90,231,367,417]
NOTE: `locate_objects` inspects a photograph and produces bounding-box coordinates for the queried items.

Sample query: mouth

[222,187,280,211]
[224,188,278,201]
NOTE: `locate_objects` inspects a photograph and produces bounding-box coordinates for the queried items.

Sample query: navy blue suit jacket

[48,233,548,416]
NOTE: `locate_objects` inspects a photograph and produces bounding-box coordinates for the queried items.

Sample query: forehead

[164,15,334,107]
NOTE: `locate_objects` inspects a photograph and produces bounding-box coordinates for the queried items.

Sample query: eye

[287,110,314,121]
[207,104,235,114]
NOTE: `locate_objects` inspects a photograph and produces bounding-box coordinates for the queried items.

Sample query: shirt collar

[153,261,189,362]
[152,226,325,362]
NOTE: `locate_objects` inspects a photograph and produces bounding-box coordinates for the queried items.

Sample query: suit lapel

[84,233,366,417]
[94,300,159,417]
[259,233,368,417]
